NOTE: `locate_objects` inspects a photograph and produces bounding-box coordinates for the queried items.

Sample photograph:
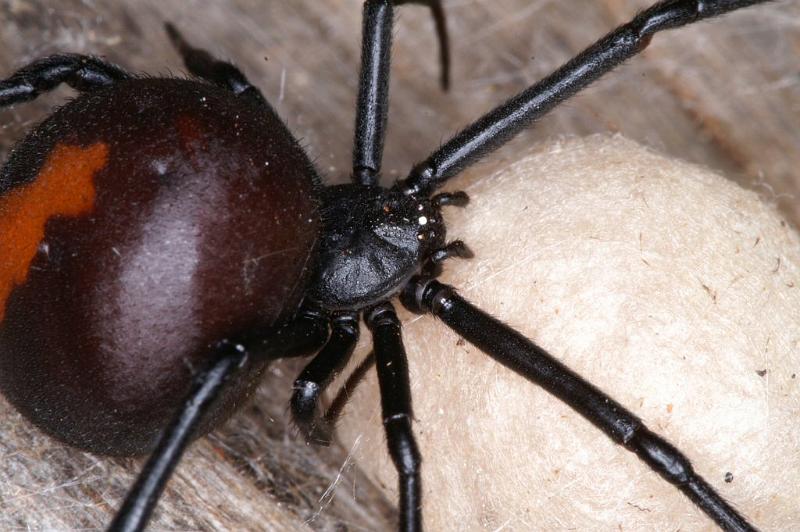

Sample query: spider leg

[365,302,422,532]
[322,351,377,428]
[108,339,249,532]
[0,55,129,107]
[396,0,449,91]
[399,0,773,195]
[164,23,266,105]
[108,309,329,532]
[251,304,331,360]
[352,0,449,186]
[291,312,359,445]
[401,278,756,532]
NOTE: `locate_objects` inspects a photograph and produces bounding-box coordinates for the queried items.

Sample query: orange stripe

[0,142,108,322]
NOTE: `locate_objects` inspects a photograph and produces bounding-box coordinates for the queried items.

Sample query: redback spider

[1,1,800,532]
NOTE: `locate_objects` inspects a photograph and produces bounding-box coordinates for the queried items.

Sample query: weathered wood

[0,0,797,530]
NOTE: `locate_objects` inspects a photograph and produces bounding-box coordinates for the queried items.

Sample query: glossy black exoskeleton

[309,185,446,310]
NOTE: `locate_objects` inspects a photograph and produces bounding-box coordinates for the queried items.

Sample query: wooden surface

[0,0,798,530]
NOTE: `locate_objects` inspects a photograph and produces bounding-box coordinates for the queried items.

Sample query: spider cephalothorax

[308,183,461,311]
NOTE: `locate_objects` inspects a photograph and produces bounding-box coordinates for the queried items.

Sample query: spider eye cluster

[413,202,441,242]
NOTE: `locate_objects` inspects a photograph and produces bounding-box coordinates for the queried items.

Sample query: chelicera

[0,1,778,530]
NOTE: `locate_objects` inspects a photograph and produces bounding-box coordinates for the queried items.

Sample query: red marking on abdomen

[0,142,108,322]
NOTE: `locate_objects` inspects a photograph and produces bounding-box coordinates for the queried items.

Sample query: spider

[0,0,796,528]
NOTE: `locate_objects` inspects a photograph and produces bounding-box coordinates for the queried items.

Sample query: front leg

[404,278,755,532]
[352,0,449,186]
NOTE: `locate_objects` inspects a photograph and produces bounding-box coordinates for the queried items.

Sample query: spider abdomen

[0,78,320,455]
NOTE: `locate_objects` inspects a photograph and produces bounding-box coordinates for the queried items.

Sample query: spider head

[307,183,457,311]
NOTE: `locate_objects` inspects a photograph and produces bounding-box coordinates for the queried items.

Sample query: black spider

[0,1,782,531]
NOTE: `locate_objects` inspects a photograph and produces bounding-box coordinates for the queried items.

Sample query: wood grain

[0,0,797,530]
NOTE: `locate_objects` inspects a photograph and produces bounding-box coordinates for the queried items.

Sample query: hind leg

[0,54,129,107]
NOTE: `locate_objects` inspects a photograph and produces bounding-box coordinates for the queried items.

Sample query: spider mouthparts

[430,240,474,264]
[432,191,470,208]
